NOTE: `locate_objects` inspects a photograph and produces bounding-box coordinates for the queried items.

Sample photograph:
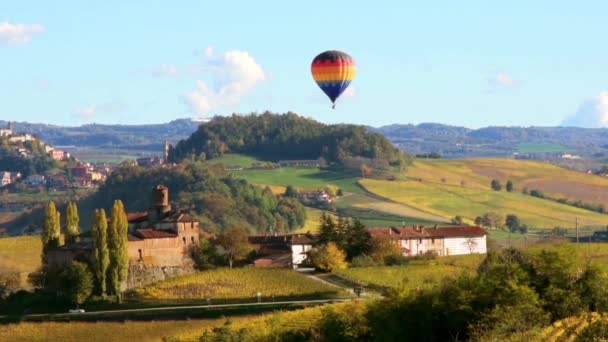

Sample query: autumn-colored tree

[216,226,252,268]
[65,201,80,244]
[91,209,109,296]
[370,234,402,263]
[107,200,129,301]
[310,242,348,272]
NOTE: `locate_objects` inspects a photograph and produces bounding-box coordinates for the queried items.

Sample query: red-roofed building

[369,225,487,256]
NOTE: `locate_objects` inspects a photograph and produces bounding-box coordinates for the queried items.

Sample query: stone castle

[48,185,200,288]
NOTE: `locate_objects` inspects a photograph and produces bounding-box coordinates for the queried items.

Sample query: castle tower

[149,184,172,223]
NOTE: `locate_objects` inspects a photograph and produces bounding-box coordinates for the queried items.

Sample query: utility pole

[576,217,579,243]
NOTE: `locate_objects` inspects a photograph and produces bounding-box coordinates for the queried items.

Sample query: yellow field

[134,268,346,300]
[360,178,608,228]
[0,235,42,286]
[409,158,608,207]
[0,317,233,342]
[336,254,484,290]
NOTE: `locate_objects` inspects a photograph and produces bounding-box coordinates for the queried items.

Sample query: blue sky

[2,1,608,128]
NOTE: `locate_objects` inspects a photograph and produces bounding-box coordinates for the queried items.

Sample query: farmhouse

[369,225,487,256]
[248,233,317,268]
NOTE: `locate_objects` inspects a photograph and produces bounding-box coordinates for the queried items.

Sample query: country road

[0,298,352,321]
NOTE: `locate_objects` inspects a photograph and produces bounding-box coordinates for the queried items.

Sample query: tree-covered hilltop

[85,161,306,233]
[168,112,411,167]
[0,137,58,176]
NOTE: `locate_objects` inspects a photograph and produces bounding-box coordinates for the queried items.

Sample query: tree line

[86,161,306,234]
[168,112,410,168]
[190,245,608,341]
[32,200,129,306]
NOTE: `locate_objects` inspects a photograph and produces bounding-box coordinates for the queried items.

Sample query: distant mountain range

[3,118,608,160]
[0,119,201,151]
[373,123,608,159]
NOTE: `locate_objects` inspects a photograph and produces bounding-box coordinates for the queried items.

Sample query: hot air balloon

[311,50,356,109]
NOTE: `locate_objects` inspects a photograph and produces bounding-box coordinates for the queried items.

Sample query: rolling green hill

[360,177,608,228]
[407,158,608,208]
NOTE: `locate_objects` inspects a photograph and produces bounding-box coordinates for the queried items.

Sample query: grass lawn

[0,235,42,286]
[210,154,261,167]
[360,178,608,228]
[133,268,348,302]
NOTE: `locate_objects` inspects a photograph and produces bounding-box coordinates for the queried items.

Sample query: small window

[431,238,435,244]
[138,249,143,261]
[418,239,422,244]
[191,236,195,244]
[182,237,186,245]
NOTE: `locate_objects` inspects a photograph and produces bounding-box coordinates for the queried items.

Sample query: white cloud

[342,85,357,98]
[148,64,179,77]
[494,72,515,86]
[76,106,97,119]
[184,50,265,115]
[204,46,214,57]
[0,22,46,45]
[562,91,608,128]
[487,71,517,92]
[74,100,127,119]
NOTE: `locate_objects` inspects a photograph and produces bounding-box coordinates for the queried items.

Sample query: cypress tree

[91,209,109,296]
[66,201,81,244]
[344,219,371,260]
[107,200,129,301]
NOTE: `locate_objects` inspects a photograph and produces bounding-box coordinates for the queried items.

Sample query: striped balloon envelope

[311,50,356,108]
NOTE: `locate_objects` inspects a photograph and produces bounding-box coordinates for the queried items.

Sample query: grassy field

[133,268,347,302]
[0,235,41,286]
[360,178,608,228]
[232,167,363,194]
[518,143,571,153]
[336,254,484,291]
[407,158,608,208]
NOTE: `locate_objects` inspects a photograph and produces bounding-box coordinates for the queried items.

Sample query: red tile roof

[369,226,487,239]
[135,228,178,239]
[127,211,149,223]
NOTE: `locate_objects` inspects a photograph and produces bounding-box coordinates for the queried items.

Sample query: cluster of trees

[474,212,528,233]
[168,112,410,168]
[314,215,371,264]
[89,161,306,234]
[0,137,58,177]
[490,179,514,192]
[195,246,608,341]
[414,152,442,159]
[33,200,129,306]
[524,187,607,214]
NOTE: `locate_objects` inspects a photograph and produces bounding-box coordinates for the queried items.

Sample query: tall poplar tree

[66,201,81,244]
[107,200,129,301]
[42,201,61,264]
[91,209,109,296]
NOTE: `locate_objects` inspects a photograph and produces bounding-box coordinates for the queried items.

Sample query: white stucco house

[248,233,317,268]
[369,225,488,256]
